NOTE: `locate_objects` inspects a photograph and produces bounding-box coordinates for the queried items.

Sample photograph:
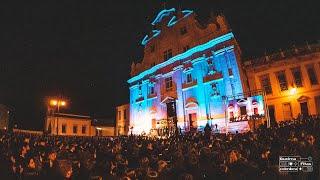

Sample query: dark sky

[0,0,319,130]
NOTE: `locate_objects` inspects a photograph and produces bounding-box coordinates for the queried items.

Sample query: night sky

[0,0,319,130]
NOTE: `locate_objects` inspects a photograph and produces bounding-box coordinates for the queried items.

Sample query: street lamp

[49,98,67,135]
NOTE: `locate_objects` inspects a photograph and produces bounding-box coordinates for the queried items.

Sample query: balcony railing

[182,79,198,90]
[135,96,144,102]
[203,72,223,83]
[148,93,157,99]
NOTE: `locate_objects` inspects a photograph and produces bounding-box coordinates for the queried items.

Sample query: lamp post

[49,99,67,135]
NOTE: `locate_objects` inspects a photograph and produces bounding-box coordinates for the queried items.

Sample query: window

[150,85,155,94]
[73,125,78,134]
[138,82,142,96]
[211,83,219,96]
[62,124,66,134]
[183,45,190,52]
[163,49,172,60]
[118,111,121,120]
[123,109,127,120]
[306,65,318,85]
[150,45,155,53]
[282,103,292,120]
[229,111,234,118]
[165,77,173,91]
[240,106,247,116]
[82,126,86,134]
[260,74,273,94]
[291,67,303,87]
[300,102,309,116]
[276,71,288,91]
[186,73,192,83]
[180,26,187,35]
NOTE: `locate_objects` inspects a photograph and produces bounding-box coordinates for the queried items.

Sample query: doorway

[188,113,197,129]
[282,103,292,120]
[300,102,309,117]
[268,105,276,126]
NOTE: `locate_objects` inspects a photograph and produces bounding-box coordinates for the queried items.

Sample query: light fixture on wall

[289,83,297,95]
[290,87,297,95]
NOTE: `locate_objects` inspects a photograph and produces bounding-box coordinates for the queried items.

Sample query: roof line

[54,113,91,118]
[128,32,234,84]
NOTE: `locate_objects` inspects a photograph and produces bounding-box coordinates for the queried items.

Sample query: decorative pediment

[161,96,175,104]
[252,99,258,105]
[237,98,248,106]
[228,104,234,110]
[297,96,310,102]
[185,97,198,109]
[149,106,157,114]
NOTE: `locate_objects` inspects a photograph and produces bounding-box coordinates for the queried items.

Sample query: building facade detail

[128,9,248,134]
[244,43,320,123]
[116,104,130,135]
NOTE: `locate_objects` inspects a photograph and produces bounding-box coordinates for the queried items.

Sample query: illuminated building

[128,8,251,134]
[45,113,93,136]
[45,113,115,136]
[116,104,130,135]
[244,43,320,123]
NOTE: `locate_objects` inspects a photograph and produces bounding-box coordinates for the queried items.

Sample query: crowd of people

[0,115,319,180]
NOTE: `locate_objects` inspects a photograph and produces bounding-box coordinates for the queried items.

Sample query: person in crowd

[0,114,319,179]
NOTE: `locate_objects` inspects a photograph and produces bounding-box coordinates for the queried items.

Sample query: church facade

[128,8,252,134]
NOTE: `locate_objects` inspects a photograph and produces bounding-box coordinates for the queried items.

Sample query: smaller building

[115,104,130,135]
[244,42,320,123]
[45,113,115,136]
[92,118,116,136]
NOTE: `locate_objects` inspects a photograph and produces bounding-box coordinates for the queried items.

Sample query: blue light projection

[167,10,194,27]
[151,8,176,25]
[167,16,177,27]
[182,10,193,18]
[142,9,194,46]
[130,32,234,83]
[141,30,161,46]
[129,9,249,135]
[181,10,193,15]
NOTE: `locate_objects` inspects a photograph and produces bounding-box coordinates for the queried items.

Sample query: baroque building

[128,8,250,134]
[244,43,320,123]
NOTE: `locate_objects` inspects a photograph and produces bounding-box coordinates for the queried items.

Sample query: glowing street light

[60,101,66,106]
[48,98,68,135]
[50,99,66,108]
[50,100,57,106]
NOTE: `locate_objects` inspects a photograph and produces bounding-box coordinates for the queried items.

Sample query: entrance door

[282,103,292,120]
[189,113,197,129]
[300,102,309,116]
[268,105,276,126]
[166,101,177,118]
